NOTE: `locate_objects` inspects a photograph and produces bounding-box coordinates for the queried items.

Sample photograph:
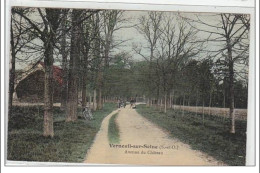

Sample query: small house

[14,62,63,103]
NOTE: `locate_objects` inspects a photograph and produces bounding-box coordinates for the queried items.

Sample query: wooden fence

[172,105,247,120]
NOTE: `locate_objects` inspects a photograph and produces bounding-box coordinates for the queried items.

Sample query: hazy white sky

[113,11,217,59]
[13,9,249,73]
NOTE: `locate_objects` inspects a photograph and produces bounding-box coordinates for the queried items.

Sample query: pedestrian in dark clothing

[130,99,134,108]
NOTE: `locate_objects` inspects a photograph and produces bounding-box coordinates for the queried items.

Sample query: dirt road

[84,105,223,165]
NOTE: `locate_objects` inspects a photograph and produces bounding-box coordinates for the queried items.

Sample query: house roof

[39,62,63,85]
[14,61,64,92]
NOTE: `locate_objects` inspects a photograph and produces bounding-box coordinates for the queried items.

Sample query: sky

[112,11,221,60]
[12,8,250,79]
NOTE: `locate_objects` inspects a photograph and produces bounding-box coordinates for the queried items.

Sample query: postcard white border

[9,0,255,8]
[2,0,258,169]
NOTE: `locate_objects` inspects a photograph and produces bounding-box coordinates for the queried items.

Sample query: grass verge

[7,103,116,162]
[108,113,120,144]
[136,105,246,166]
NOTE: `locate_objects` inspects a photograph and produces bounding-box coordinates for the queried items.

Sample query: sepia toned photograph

[7,5,251,166]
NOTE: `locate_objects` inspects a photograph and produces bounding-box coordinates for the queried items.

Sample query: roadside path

[84,105,223,165]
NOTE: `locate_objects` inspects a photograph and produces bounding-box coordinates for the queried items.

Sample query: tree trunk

[196,90,198,116]
[66,75,79,121]
[104,39,111,68]
[43,40,54,137]
[97,88,102,110]
[60,11,68,111]
[60,59,68,110]
[228,46,235,134]
[202,99,205,125]
[92,12,103,110]
[93,89,97,111]
[182,95,185,117]
[42,8,61,137]
[223,88,226,108]
[66,9,82,122]
[160,98,163,112]
[60,72,68,110]
[81,16,90,109]
[169,92,172,109]
[164,93,167,113]
[209,90,212,115]
[81,48,89,110]
[146,98,150,107]
[156,86,160,105]
[9,20,16,119]
[173,91,176,110]
[82,75,87,108]
[89,93,92,107]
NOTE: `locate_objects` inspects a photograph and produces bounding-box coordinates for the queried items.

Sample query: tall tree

[186,14,250,133]
[81,13,92,108]
[134,12,163,105]
[14,8,62,137]
[60,9,70,110]
[102,10,126,67]
[135,13,202,112]
[9,9,34,117]
[95,10,128,109]
[92,12,102,111]
[158,15,201,113]
[43,9,62,136]
[66,9,83,121]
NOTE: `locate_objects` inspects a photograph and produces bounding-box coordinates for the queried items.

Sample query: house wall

[15,70,61,103]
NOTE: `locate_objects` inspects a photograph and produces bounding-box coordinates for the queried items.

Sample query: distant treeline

[101,57,248,109]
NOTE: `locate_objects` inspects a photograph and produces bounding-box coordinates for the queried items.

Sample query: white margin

[2,0,258,171]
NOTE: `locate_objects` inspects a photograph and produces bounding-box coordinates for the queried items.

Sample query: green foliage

[102,52,146,98]
[7,103,116,162]
[108,113,120,144]
[85,46,248,108]
[136,105,246,166]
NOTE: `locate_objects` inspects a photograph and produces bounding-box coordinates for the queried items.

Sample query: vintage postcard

[5,0,255,166]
